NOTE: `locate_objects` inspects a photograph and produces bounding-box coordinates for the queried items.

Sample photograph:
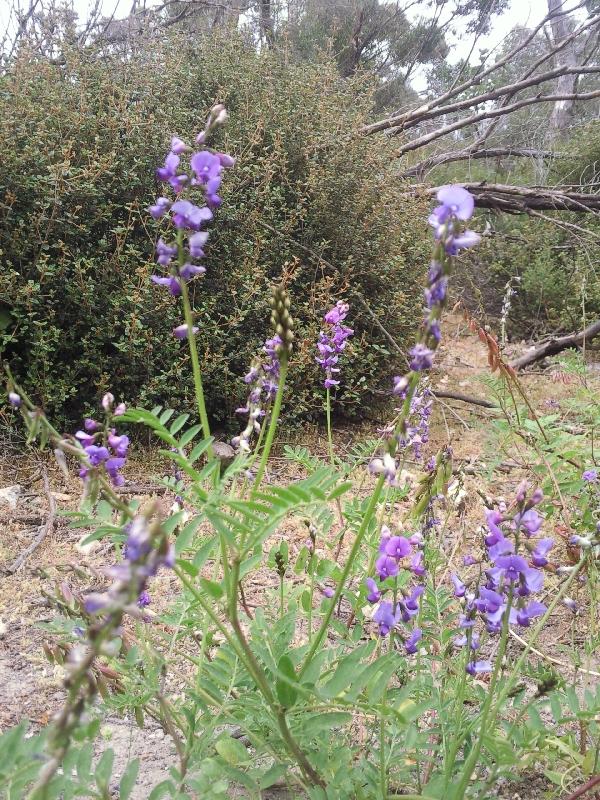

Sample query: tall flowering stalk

[299,186,480,677]
[148,105,234,453]
[316,301,353,465]
[28,512,172,799]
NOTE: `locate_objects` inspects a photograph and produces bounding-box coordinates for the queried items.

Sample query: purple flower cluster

[148,106,234,339]
[232,335,282,453]
[369,187,478,481]
[316,301,353,389]
[85,515,174,616]
[451,483,552,675]
[365,525,426,654]
[76,394,129,487]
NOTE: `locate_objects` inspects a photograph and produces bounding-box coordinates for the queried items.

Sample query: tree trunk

[547,0,579,135]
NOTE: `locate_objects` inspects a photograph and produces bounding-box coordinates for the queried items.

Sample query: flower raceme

[451,483,553,674]
[316,301,353,389]
[76,395,129,487]
[364,525,426,653]
[371,184,479,483]
[148,108,234,338]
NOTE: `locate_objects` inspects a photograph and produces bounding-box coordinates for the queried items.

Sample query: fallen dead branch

[6,466,56,573]
[510,318,600,370]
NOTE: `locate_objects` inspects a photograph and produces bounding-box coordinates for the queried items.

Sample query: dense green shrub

[0,34,427,429]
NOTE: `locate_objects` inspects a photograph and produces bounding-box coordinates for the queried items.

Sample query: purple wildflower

[531,537,554,567]
[8,392,22,408]
[405,628,422,654]
[148,197,171,219]
[466,660,492,675]
[516,600,546,627]
[137,590,151,608]
[451,574,466,598]
[365,578,381,604]
[316,302,353,390]
[409,344,434,371]
[582,469,598,482]
[188,231,209,259]
[514,508,542,536]
[171,199,213,231]
[156,238,177,266]
[373,601,400,637]
[151,275,181,296]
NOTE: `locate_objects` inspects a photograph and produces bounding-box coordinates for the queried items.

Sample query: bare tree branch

[393,88,600,156]
[418,182,600,213]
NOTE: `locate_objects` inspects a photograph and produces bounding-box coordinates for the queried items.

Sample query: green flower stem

[176,232,213,460]
[299,472,387,679]
[452,587,514,800]
[326,387,335,465]
[227,558,325,788]
[490,559,585,720]
[252,356,288,494]
[442,641,471,786]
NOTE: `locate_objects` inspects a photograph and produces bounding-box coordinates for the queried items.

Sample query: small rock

[0,484,22,509]
[75,534,100,556]
[0,619,7,638]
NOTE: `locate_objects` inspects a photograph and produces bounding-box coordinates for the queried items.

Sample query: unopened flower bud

[8,391,21,408]
[114,403,127,416]
[102,393,114,412]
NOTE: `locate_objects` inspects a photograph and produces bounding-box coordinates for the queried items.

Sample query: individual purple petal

[531,537,554,567]
[173,324,199,339]
[466,660,492,675]
[516,600,546,626]
[365,577,381,604]
[436,185,475,220]
[451,574,466,598]
[385,535,411,560]
[405,628,422,654]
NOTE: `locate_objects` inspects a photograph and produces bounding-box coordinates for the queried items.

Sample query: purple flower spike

[173,324,199,340]
[365,577,381,604]
[405,628,422,654]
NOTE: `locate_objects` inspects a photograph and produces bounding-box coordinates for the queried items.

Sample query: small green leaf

[94,749,114,792]
[200,578,224,599]
[179,424,203,447]
[215,737,249,766]
[276,655,298,709]
[169,413,189,435]
[119,759,140,799]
